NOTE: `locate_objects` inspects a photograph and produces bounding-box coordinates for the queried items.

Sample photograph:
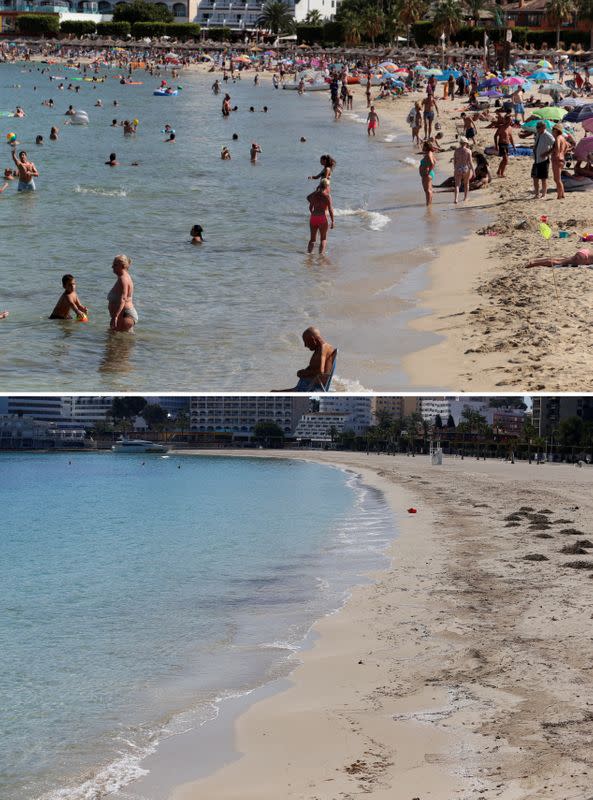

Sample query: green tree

[175,411,190,433]
[446,414,455,428]
[435,413,443,428]
[257,1,294,33]
[60,20,97,36]
[111,396,146,424]
[113,0,173,24]
[578,0,593,50]
[361,7,385,44]
[253,420,285,447]
[558,415,584,447]
[340,11,364,44]
[96,21,131,36]
[432,0,463,39]
[545,0,576,46]
[395,0,428,42]
[463,0,487,25]
[16,14,60,35]
[305,9,323,23]
[141,403,168,430]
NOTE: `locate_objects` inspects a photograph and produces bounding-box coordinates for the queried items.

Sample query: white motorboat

[112,439,169,453]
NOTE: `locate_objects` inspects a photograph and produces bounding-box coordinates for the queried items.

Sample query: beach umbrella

[537,59,553,68]
[414,65,429,73]
[532,106,567,120]
[574,135,593,160]
[479,89,503,97]
[479,76,502,88]
[515,58,529,66]
[539,82,569,95]
[378,61,398,70]
[385,78,405,88]
[529,70,554,81]
[501,76,524,86]
[425,68,443,76]
[522,118,556,131]
[582,117,593,133]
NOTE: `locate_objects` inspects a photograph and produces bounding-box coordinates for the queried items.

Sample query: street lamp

[440,31,446,68]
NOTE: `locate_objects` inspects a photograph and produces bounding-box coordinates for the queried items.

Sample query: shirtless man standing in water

[307,178,334,254]
[273,327,336,392]
[11,147,39,191]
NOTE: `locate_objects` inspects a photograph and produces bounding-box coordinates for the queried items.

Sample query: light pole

[440,31,446,69]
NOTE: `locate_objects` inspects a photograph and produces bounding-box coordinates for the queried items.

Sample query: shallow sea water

[0,63,410,391]
[0,453,397,800]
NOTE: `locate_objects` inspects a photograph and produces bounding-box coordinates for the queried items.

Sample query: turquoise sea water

[0,453,397,800]
[0,62,406,391]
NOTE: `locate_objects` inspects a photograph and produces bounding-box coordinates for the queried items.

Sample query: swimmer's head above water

[190,224,204,243]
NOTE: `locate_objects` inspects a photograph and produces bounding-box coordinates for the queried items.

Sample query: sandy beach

[160,449,593,800]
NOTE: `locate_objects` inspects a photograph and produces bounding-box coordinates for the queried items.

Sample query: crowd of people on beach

[4,39,593,382]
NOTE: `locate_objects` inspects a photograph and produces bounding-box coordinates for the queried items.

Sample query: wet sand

[146,449,593,800]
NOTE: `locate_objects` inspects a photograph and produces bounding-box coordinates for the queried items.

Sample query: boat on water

[112,439,169,453]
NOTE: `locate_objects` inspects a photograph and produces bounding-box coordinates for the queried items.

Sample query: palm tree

[431,0,463,40]
[257,0,294,33]
[578,0,593,50]
[395,0,428,42]
[304,9,323,24]
[464,0,487,26]
[341,11,363,44]
[361,7,385,45]
[546,0,576,47]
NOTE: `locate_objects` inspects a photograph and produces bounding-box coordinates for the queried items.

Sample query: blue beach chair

[295,349,338,393]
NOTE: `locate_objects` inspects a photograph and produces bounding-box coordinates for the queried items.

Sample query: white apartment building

[3,396,70,422]
[190,396,309,437]
[419,397,525,427]
[0,415,86,449]
[419,397,489,426]
[318,396,372,436]
[193,0,336,31]
[294,411,352,444]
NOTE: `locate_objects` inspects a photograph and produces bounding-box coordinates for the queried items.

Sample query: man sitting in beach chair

[273,327,337,392]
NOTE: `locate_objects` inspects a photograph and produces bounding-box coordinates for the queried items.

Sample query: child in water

[49,274,88,320]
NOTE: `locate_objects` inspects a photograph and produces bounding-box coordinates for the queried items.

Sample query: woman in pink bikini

[307,178,334,254]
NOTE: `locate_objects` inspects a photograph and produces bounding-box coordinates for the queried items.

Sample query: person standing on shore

[512,86,525,123]
[453,137,474,204]
[551,124,568,200]
[422,94,439,139]
[419,141,436,207]
[494,113,514,178]
[532,120,554,199]
[367,105,379,136]
[365,76,372,108]
[307,178,334,254]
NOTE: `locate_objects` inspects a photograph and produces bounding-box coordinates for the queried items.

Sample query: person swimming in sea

[190,224,204,244]
[250,142,262,163]
[107,254,137,332]
[221,146,231,160]
[306,178,334,254]
[105,152,119,166]
[49,274,88,320]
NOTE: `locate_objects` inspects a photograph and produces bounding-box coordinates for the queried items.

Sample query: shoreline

[151,449,593,800]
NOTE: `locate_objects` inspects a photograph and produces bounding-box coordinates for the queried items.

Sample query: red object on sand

[407,508,417,514]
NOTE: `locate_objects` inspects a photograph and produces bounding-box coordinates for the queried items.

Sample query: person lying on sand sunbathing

[526,249,593,268]
[273,327,336,392]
